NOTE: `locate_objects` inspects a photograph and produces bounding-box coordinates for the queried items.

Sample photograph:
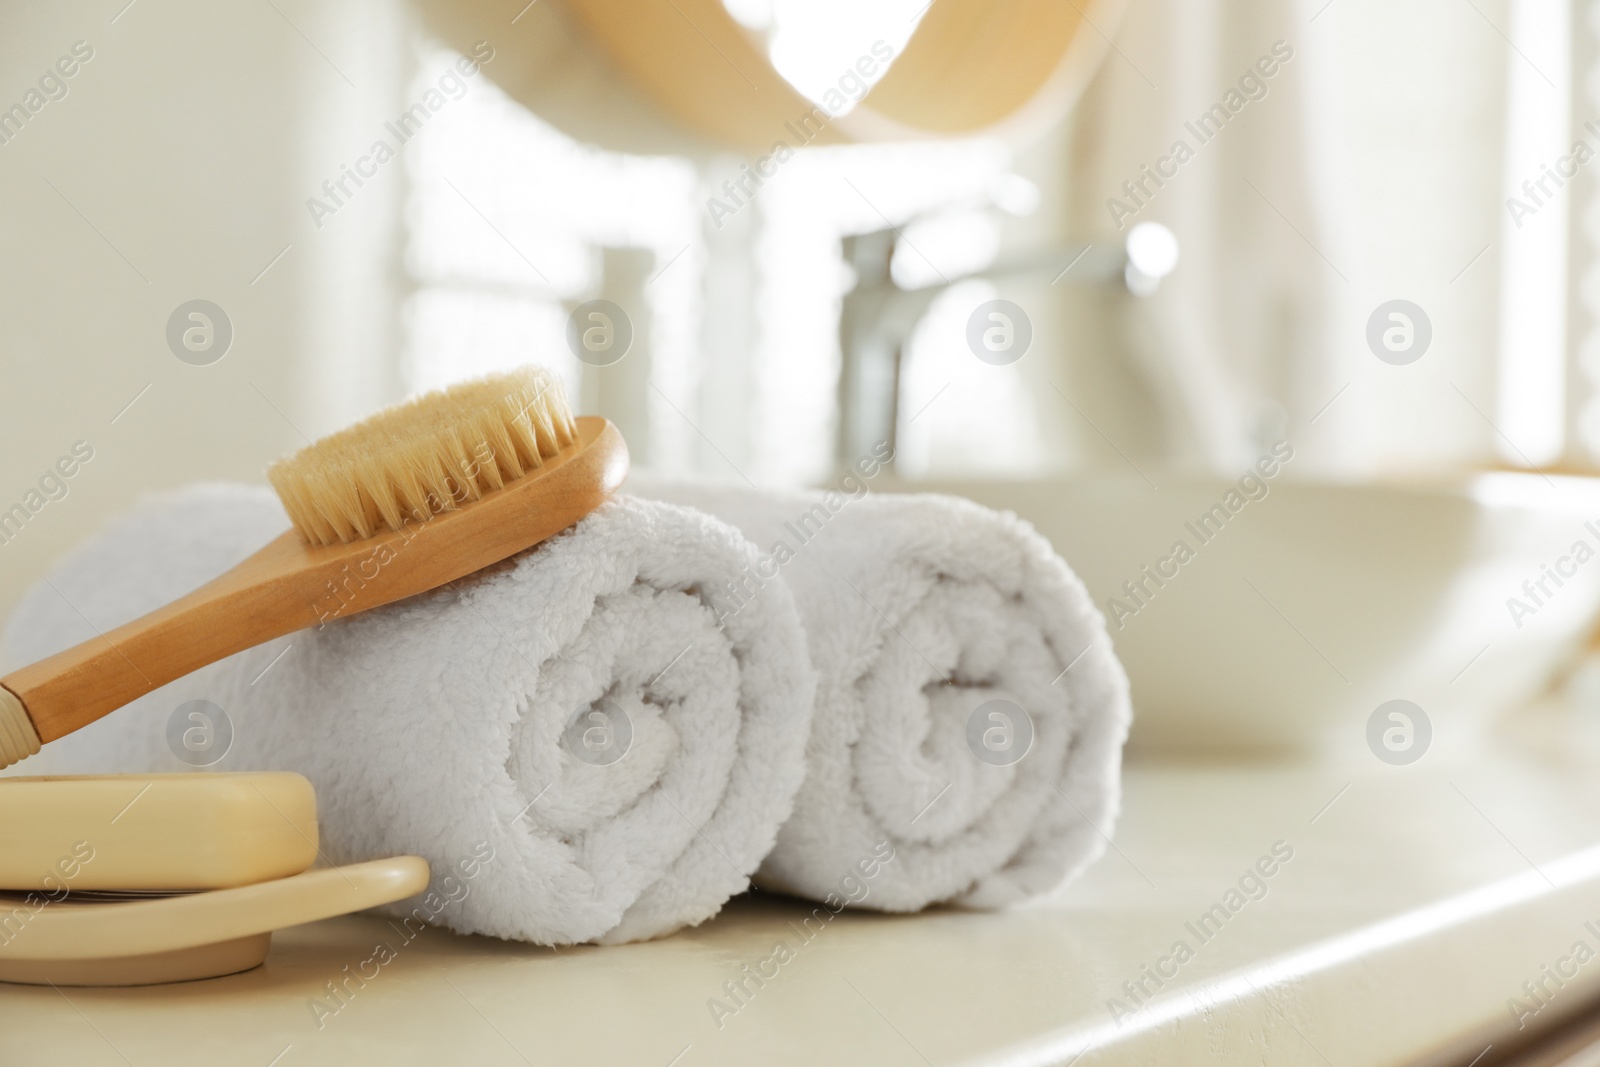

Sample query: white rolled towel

[628,475,1132,911]
[2,485,816,945]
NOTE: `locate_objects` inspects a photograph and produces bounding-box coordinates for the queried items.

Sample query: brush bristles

[267,366,579,546]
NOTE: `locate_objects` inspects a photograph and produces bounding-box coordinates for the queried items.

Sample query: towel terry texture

[627,475,1132,912]
[2,484,816,946]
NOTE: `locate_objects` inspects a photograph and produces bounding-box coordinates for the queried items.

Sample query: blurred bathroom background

[0,0,1576,621]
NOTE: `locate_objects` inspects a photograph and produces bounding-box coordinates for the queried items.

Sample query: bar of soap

[0,773,319,891]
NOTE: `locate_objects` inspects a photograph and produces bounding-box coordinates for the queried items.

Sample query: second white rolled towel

[629,475,1132,911]
[3,485,816,945]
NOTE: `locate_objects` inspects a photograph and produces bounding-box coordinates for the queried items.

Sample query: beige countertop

[11,709,1600,1066]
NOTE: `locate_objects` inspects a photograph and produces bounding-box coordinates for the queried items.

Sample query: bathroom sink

[907,471,1600,757]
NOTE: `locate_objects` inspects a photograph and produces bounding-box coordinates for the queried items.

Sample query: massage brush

[0,365,628,769]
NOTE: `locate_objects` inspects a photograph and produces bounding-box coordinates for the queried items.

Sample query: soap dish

[0,856,430,985]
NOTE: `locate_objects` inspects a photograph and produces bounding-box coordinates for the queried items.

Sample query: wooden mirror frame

[418,0,1129,154]
[559,0,1129,149]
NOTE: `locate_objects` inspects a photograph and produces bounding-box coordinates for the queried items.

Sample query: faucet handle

[840,228,899,286]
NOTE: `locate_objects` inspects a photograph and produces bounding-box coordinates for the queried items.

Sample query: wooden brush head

[267,366,579,546]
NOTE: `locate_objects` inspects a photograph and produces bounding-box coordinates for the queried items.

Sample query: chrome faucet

[835,220,1179,468]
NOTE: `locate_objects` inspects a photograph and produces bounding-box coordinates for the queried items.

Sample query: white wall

[0,0,406,623]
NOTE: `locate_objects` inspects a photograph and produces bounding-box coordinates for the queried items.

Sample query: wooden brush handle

[0,688,37,767]
[0,417,627,766]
